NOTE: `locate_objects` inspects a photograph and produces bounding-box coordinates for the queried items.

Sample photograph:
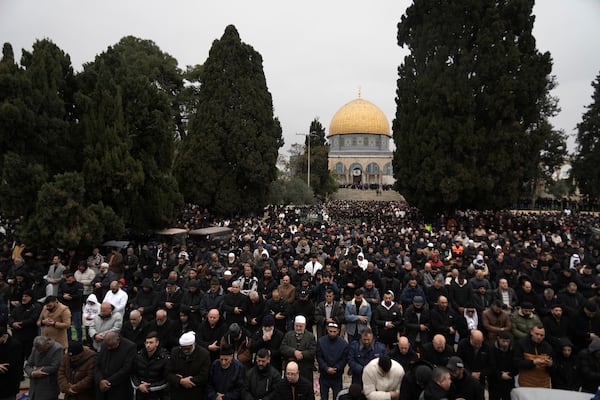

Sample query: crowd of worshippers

[1,203,600,399]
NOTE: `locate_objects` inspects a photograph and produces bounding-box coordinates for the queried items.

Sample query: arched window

[384,162,393,176]
[334,162,345,174]
[366,163,380,174]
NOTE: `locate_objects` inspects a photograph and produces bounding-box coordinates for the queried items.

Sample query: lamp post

[296,131,318,188]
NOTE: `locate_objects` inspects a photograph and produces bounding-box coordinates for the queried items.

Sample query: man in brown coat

[58,342,97,400]
[482,300,512,344]
[37,295,72,349]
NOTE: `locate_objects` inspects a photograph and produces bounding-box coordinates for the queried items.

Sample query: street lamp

[296,131,318,188]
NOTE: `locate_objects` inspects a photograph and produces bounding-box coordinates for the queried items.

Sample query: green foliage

[0,40,76,179]
[0,152,48,218]
[76,36,184,229]
[268,177,316,205]
[20,172,124,251]
[572,72,600,202]
[393,0,553,214]
[174,25,283,215]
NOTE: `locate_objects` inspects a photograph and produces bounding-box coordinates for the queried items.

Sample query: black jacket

[131,347,170,394]
[94,337,137,400]
[241,364,282,400]
[272,376,315,400]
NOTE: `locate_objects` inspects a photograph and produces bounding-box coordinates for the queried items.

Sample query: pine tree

[174,25,283,215]
[393,0,553,213]
[571,72,600,204]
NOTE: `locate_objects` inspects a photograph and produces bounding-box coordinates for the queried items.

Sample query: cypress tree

[393,0,553,213]
[571,72,600,205]
[175,25,283,215]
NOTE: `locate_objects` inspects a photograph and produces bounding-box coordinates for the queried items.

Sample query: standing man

[272,361,315,400]
[121,309,150,350]
[58,273,84,343]
[207,344,246,400]
[362,355,405,400]
[348,327,387,385]
[446,356,484,400]
[131,331,170,400]
[46,255,66,297]
[241,348,281,400]
[315,289,345,337]
[94,332,137,400]
[222,281,250,326]
[250,314,284,372]
[167,331,210,400]
[103,280,128,317]
[373,290,403,349]
[514,325,554,388]
[89,302,123,351]
[281,315,316,383]
[455,329,493,387]
[197,308,228,362]
[57,342,97,400]
[9,289,41,360]
[345,289,372,342]
[489,331,517,400]
[317,322,348,400]
[24,336,64,400]
[0,326,23,400]
[37,295,71,349]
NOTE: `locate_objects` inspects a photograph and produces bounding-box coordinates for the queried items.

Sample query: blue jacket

[207,358,245,400]
[317,335,349,378]
[347,339,386,384]
[345,299,372,336]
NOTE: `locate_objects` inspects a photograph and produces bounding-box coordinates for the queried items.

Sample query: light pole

[296,131,318,188]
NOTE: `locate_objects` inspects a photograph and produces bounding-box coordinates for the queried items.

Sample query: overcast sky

[1,0,599,155]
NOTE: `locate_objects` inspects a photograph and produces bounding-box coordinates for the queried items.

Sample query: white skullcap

[294,315,306,324]
[100,262,109,268]
[224,270,232,276]
[179,331,196,346]
[228,252,235,258]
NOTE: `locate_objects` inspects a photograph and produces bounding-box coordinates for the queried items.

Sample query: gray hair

[33,336,52,349]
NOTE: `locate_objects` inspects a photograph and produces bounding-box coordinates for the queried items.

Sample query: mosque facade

[327,96,394,186]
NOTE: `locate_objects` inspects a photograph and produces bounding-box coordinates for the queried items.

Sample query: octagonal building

[328,96,394,186]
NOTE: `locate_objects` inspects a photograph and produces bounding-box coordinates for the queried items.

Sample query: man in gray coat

[280,315,316,382]
[24,336,64,400]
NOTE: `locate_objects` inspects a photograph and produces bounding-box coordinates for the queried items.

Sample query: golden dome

[328,98,391,136]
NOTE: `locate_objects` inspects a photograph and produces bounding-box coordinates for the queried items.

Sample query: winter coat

[57,346,97,400]
[345,298,372,337]
[207,358,246,400]
[89,311,123,351]
[167,345,210,400]
[130,287,158,320]
[37,301,72,349]
[241,363,281,400]
[250,328,285,371]
[372,301,403,345]
[510,308,542,340]
[280,329,316,382]
[403,305,432,345]
[271,375,315,400]
[316,335,349,379]
[347,339,387,384]
[131,346,170,398]
[94,336,137,400]
[314,300,345,337]
[9,299,41,352]
[83,294,100,327]
[577,347,600,393]
[362,357,405,400]
[0,335,23,398]
[25,340,64,400]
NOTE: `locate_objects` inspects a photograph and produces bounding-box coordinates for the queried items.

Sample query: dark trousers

[320,375,343,400]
